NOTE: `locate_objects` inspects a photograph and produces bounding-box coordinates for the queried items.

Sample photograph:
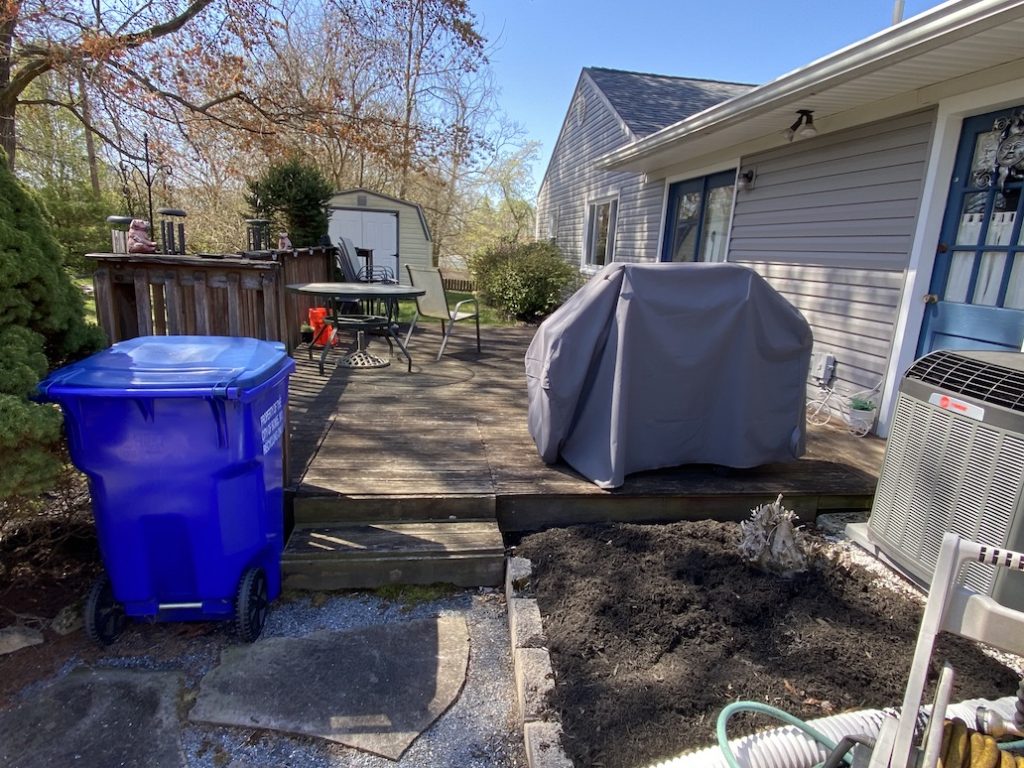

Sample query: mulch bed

[518,520,1021,768]
[0,480,100,631]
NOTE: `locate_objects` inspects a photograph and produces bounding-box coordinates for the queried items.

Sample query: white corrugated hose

[642,697,1019,768]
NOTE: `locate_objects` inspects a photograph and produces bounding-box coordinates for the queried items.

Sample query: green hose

[716,701,849,768]
[999,738,1024,750]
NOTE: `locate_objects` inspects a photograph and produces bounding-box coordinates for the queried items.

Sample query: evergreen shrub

[0,155,105,501]
[470,241,577,321]
[246,159,333,248]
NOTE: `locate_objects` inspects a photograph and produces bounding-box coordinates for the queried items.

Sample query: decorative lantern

[156,208,187,255]
[106,215,134,253]
[245,219,271,252]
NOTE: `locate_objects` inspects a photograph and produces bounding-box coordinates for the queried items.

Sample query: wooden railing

[87,248,335,351]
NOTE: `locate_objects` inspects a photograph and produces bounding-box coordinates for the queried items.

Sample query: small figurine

[277,231,292,250]
[127,219,157,254]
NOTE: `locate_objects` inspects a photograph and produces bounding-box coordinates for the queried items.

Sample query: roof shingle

[585,67,755,138]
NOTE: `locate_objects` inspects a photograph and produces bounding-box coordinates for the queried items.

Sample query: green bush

[0,154,105,501]
[245,159,332,248]
[37,184,117,275]
[470,241,577,321]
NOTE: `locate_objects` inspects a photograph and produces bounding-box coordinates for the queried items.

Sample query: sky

[470,0,947,194]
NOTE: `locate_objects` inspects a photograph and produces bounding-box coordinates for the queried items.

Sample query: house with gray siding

[536,68,753,270]
[539,0,1024,437]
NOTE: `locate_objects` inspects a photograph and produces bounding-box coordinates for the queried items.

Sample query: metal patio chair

[404,265,481,361]
[337,237,396,284]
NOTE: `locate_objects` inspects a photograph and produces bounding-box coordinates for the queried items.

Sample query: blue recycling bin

[38,336,295,644]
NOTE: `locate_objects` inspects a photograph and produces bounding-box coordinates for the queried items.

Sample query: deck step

[291,493,496,525]
[281,519,506,590]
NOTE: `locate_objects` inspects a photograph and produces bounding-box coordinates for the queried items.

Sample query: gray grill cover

[525,262,813,488]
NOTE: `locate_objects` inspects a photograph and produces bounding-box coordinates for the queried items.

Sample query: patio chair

[404,265,481,361]
[338,237,396,284]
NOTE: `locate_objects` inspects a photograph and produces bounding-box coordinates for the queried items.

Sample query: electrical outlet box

[811,352,836,384]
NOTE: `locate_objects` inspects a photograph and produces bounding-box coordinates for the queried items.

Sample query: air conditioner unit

[861,349,1024,611]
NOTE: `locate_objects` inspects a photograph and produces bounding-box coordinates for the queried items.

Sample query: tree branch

[117,0,217,50]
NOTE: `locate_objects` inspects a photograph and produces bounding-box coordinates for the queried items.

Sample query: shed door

[329,209,400,279]
[918,106,1024,354]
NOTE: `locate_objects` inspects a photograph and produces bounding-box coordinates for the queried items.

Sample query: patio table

[287,282,425,373]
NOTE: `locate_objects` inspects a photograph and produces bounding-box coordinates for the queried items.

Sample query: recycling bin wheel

[235,567,269,642]
[84,573,127,646]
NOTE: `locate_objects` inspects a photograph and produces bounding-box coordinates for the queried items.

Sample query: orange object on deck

[307,307,335,347]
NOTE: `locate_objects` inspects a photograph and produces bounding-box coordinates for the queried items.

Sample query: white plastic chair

[404,265,481,361]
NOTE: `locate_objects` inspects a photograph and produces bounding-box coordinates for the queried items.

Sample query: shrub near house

[470,241,578,321]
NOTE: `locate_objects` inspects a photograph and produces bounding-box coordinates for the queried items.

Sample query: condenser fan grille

[905,351,1024,412]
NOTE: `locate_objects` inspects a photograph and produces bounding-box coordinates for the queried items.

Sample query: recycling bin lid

[39,336,291,399]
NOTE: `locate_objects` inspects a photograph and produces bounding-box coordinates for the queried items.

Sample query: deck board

[287,326,885,530]
[290,521,504,555]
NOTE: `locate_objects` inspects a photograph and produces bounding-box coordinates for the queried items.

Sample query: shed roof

[584,68,755,138]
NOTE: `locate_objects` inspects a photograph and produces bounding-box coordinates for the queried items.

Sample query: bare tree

[0,0,267,170]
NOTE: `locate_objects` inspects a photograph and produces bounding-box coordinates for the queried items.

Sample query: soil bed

[518,520,1021,768]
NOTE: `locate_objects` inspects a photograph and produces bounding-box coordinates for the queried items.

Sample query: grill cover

[525,262,813,488]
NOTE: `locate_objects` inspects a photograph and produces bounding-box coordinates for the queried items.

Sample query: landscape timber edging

[505,555,573,768]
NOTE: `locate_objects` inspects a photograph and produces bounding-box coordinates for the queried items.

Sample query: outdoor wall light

[737,169,757,191]
[785,109,817,141]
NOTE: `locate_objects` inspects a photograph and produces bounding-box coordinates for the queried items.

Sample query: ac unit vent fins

[905,351,1024,412]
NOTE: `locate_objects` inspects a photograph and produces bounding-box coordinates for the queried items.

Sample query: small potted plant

[300,323,314,345]
[846,395,876,436]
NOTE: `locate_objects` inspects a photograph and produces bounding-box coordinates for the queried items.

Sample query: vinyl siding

[537,75,665,267]
[729,108,936,394]
[328,191,432,281]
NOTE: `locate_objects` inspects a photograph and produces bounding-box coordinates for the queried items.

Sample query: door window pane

[955,193,987,245]
[973,251,1007,306]
[986,189,1019,246]
[670,191,701,262]
[944,252,973,303]
[969,131,1001,187]
[698,185,734,263]
[1005,255,1024,309]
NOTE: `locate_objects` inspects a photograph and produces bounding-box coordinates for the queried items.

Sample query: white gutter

[598,0,1024,170]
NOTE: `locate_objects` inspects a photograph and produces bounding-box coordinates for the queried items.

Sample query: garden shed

[327,188,433,284]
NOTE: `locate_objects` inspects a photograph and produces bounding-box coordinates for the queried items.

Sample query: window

[585,198,617,267]
[661,171,736,263]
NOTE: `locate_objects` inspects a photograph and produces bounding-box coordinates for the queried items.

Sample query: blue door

[918,106,1024,354]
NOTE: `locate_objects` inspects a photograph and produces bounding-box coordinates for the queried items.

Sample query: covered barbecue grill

[526,262,813,488]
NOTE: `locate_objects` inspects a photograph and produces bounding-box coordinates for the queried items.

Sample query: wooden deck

[287,325,886,533]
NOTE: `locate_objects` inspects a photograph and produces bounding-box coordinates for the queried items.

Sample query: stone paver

[509,598,547,649]
[190,614,469,760]
[524,722,574,768]
[0,668,183,768]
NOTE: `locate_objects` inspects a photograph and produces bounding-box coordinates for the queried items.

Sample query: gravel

[179,588,526,768]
